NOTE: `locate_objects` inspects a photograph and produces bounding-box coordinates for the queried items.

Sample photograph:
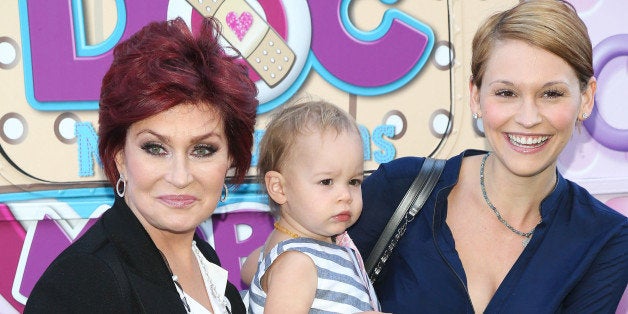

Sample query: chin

[166,226,199,235]
[161,219,202,235]
[511,162,548,177]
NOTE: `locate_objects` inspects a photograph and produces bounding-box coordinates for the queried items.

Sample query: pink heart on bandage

[226,11,253,41]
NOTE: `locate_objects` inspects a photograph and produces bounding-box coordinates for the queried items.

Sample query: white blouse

[172,241,232,314]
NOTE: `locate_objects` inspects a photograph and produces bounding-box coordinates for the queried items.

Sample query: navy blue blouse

[349,150,628,313]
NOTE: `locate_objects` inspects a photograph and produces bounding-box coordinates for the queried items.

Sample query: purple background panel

[308,0,428,87]
[28,0,171,102]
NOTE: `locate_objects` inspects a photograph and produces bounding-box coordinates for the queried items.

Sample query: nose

[166,155,193,188]
[337,184,352,203]
[514,96,542,128]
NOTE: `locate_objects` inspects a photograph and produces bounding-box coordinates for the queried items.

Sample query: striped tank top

[248,237,379,313]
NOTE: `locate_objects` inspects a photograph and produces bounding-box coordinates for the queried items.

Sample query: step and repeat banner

[1,1,626,312]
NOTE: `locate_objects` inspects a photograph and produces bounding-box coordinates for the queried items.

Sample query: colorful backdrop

[1,1,626,313]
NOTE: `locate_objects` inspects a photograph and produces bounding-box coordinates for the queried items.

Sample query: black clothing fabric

[24,196,245,314]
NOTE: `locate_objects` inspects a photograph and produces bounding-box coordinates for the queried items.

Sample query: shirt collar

[432,149,564,230]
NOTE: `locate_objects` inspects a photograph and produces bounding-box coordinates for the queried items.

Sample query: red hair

[98,17,258,186]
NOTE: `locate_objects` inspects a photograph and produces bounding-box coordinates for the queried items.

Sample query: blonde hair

[471,0,593,91]
[257,99,361,215]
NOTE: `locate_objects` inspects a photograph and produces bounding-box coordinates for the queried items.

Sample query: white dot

[270,58,275,63]
[263,66,268,71]
[262,50,268,55]
[236,224,253,242]
[432,113,450,135]
[268,41,274,46]
[277,65,283,71]
[58,117,77,140]
[255,58,260,63]
[270,73,276,78]
[434,45,453,67]
[283,56,289,62]
[3,117,24,140]
[205,6,211,12]
[0,41,17,65]
[276,49,281,54]
[385,114,404,136]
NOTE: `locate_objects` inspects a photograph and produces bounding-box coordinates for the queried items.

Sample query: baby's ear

[265,171,287,205]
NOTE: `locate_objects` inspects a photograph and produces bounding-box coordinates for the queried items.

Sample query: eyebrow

[488,80,569,88]
[136,129,224,144]
[541,81,569,88]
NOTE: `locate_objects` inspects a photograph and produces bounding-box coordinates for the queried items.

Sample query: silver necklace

[480,153,540,247]
[158,250,191,312]
[192,241,232,314]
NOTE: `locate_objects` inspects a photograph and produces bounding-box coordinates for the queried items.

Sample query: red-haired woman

[25,16,257,314]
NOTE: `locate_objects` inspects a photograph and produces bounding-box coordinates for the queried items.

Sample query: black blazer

[24,196,246,314]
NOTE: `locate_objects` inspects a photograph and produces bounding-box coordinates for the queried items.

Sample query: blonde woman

[349,1,628,313]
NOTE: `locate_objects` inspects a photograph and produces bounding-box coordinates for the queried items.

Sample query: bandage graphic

[186,0,296,87]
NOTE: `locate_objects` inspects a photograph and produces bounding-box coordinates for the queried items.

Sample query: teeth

[508,134,549,147]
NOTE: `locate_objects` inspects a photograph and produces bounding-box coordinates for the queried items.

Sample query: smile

[508,134,549,148]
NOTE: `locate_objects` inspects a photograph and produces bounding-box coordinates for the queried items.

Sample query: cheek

[481,99,510,120]
[544,105,579,129]
[481,108,509,130]
[124,155,159,188]
[197,163,232,187]
[352,189,363,205]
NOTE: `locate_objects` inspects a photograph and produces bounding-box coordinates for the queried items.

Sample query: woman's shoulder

[563,178,627,226]
[34,220,123,286]
[553,178,628,250]
[26,215,132,296]
[36,218,112,267]
[25,245,126,312]
[368,149,482,181]
[371,156,426,179]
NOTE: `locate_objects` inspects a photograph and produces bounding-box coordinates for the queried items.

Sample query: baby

[247,100,381,313]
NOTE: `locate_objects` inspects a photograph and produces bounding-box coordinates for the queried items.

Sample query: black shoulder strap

[365,157,446,283]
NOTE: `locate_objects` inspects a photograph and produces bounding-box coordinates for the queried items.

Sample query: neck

[130,205,197,259]
[480,154,556,221]
[274,221,300,238]
[275,216,334,243]
[153,234,196,270]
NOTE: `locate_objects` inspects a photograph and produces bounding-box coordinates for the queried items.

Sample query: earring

[116,175,126,197]
[220,184,228,202]
[582,112,589,119]
[472,113,479,119]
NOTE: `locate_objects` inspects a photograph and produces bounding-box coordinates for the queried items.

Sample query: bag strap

[365,157,446,283]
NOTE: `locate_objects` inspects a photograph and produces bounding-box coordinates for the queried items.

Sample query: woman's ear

[469,80,481,117]
[114,149,126,178]
[265,171,287,205]
[578,76,597,121]
[225,157,235,178]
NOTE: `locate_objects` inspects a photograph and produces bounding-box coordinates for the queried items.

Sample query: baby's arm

[262,250,317,314]
[241,246,262,286]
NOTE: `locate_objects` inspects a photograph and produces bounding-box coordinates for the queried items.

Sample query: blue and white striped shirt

[248,237,379,313]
